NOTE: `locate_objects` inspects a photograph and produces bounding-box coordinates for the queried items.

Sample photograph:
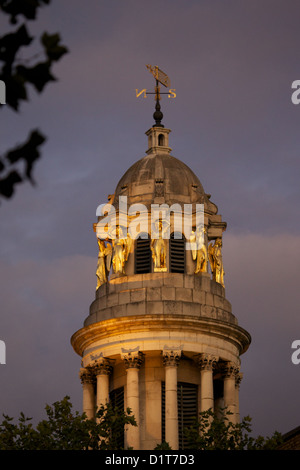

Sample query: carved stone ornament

[162,348,182,367]
[121,347,144,369]
[221,361,240,379]
[197,353,218,371]
[235,372,243,389]
[79,367,95,385]
[91,357,113,376]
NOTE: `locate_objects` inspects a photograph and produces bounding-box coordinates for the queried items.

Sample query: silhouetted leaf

[1,72,27,110]
[17,62,55,92]
[0,170,22,198]
[0,24,33,66]
[41,32,68,61]
[6,130,46,181]
[0,0,51,24]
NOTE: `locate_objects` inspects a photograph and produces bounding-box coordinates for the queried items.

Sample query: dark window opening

[135,233,151,274]
[161,381,198,450]
[170,232,185,273]
[158,134,164,146]
[213,378,223,400]
[109,386,125,449]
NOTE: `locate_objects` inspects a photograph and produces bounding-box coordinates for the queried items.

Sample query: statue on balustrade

[151,219,169,272]
[111,225,132,275]
[96,238,112,289]
[190,225,208,274]
[208,238,225,287]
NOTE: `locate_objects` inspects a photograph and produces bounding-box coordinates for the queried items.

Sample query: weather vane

[136,65,176,127]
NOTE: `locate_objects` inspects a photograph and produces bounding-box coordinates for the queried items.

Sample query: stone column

[121,348,144,450]
[198,353,218,412]
[222,362,239,424]
[163,349,181,450]
[93,358,112,413]
[235,372,243,424]
[79,367,95,420]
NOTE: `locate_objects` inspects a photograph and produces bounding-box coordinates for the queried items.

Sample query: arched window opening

[170,232,185,273]
[158,134,165,146]
[135,233,151,274]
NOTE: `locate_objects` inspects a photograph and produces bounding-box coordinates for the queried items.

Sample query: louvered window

[161,381,198,449]
[135,233,151,274]
[109,387,125,449]
[169,232,185,273]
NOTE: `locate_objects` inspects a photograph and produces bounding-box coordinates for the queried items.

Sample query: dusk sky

[0,0,299,439]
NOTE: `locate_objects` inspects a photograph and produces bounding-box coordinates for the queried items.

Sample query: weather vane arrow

[136,65,176,127]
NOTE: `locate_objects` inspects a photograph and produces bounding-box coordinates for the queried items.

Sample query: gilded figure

[96,238,112,289]
[190,225,208,274]
[208,238,225,287]
[111,225,132,275]
[151,219,169,271]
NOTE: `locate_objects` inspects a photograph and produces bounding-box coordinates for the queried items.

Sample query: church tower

[71,72,251,450]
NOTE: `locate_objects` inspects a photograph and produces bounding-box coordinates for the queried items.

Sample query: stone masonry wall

[84,273,237,327]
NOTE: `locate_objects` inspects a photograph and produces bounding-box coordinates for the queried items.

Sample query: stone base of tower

[71,272,250,450]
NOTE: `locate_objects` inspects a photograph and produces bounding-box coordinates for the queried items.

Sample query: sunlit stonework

[71,71,251,450]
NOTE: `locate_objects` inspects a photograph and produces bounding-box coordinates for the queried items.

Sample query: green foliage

[154,440,172,450]
[183,407,283,450]
[0,396,137,450]
[0,0,68,202]
[0,399,282,451]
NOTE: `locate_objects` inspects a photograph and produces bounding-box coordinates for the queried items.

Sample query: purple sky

[0,0,299,439]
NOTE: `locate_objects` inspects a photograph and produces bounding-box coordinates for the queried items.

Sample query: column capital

[162,348,182,367]
[121,347,144,369]
[91,357,113,376]
[79,367,95,385]
[221,361,240,378]
[197,353,218,371]
[235,372,243,388]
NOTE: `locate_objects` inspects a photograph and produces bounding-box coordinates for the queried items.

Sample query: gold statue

[151,219,168,271]
[96,238,112,289]
[190,225,208,274]
[111,225,132,275]
[208,238,225,287]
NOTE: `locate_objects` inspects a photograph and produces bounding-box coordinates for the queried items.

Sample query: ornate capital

[92,357,113,376]
[79,367,95,385]
[235,372,243,388]
[162,348,182,367]
[197,353,218,371]
[121,347,144,369]
[221,361,240,379]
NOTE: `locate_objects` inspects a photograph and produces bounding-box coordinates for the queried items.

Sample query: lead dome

[110,126,218,217]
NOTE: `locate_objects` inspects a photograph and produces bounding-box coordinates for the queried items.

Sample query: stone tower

[71,105,251,450]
